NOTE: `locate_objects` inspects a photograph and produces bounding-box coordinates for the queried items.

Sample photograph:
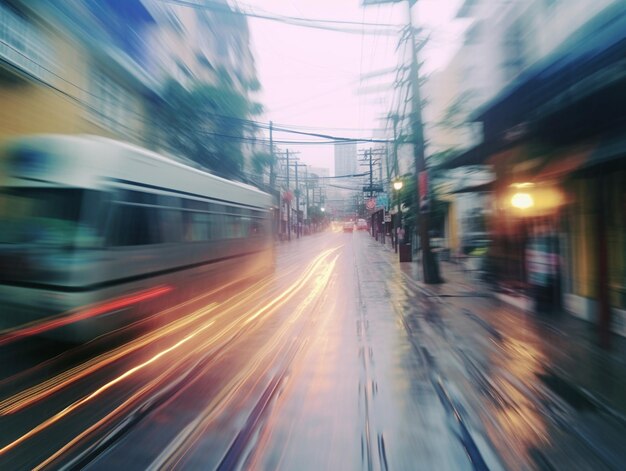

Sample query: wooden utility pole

[406,0,441,283]
[369,148,374,198]
[286,149,291,241]
[269,121,275,188]
[295,162,300,238]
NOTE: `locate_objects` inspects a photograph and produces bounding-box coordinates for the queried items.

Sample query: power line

[159,0,401,35]
[0,40,392,146]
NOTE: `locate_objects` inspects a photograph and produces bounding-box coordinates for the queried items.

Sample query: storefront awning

[584,132,626,170]
[451,181,494,194]
[474,2,626,126]
[434,142,492,170]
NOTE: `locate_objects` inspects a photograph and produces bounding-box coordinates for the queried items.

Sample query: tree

[155,79,263,180]
[251,151,275,184]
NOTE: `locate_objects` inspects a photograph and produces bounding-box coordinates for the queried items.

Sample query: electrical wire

[158,0,401,35]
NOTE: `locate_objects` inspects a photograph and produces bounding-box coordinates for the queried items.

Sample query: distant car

[343,221,354,232]
[356,219,368,231]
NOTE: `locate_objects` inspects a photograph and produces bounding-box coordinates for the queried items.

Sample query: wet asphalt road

[1,230,625,470]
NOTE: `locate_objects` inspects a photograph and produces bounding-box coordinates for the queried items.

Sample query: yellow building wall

[0,22,146,145]
[571,179,596,298]
[447,200,459,253]
[607,170,625,309]
[569,173,625,308]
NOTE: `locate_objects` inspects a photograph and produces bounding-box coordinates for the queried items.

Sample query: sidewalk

[376,238,626,422]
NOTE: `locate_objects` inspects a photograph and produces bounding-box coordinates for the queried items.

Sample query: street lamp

[393,179,404,252]
[511,192,534,209]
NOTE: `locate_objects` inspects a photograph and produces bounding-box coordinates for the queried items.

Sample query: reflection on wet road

[1,231,625,469]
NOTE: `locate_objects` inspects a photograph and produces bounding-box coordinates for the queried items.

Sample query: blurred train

[0,135,275,341]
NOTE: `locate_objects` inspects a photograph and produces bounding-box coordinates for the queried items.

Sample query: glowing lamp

[511,192,534,209]
[393,180,403,191]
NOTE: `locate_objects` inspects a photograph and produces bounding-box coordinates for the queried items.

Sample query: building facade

[442,0,626,340]
[0,0,152,146]
[0,0,260,179]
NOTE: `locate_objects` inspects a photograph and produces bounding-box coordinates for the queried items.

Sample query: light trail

[0,265,278,349]
[243,247,342,326]
[151,253,340,470]
[0,316,223,456]
[0,303,217,416]
[0,285,173,347]
[1,247,342,463]
[32,322,242,471]
[0,271,282,415]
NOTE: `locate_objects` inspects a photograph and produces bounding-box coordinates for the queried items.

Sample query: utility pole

[286,149,291,241]
[406,0,441,283]
[295,162,300,238]
[304,166,310,221]
[275,150,301,241]
[269,121,277,237]
[362,0,441,282]
[369,148,374,198]
[269,121,275,188]
[291,162,309,237]
[391,113,400,176]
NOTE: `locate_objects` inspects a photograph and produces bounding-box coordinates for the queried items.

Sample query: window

[503,20,526,81]
[89,69,137,135]
[0,188,90,247]
[224,215,243,239]
[191,212,210,241]
[0,3,55,84]
[183,198,209,212]
[250,219,264,237]
[106,204,159,246]
[159,209,182,243]
[183,211,211,242]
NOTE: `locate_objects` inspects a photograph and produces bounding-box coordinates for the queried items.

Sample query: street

[1,231,625,470]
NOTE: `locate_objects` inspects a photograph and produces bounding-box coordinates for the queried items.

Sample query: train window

[193,213,210,241]
[0,187,85,247]
[240,217,251,237]
[213,204,227,214]
[117,190,157,205]
[183,199,209,212]
[250,219,263,237]
[157,194,181,208]
[77,190,108,248]
[209,213,224,239]
[159,209,183,243]
[183,211,210,241]
[223,215,240,239]
[106,204,160,246]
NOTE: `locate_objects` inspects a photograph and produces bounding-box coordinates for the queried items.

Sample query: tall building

[334,142,357,177]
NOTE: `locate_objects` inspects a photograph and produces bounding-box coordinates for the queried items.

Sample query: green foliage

[251,152,274,175]
[397,174,418,229]
[156,80,263,179]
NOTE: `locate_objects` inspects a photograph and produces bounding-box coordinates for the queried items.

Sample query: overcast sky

[243,0,466,173]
